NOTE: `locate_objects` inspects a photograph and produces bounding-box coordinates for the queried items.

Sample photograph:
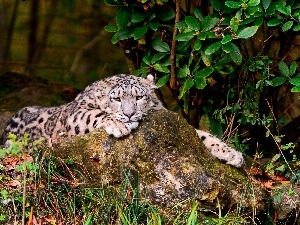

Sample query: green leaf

[225,1,241,9]
[194,8,204,20]
[210,0,222,11]
[179,79,194,99]
[278,61,290,77]
[151,39,170,52]
[247,6,260,15]
[175,32,195,41]
[133,26,148,40]
[185,16,201,31]
[226,43,242,65]
[133,67,148,76]
[104,25,119,32]
[159,57,171,66]
[201,16,219,32]
[110,35,118,43]
[210,119,223,138]
[195,67,214,78]
[230,17,240,32]
[270,77,287,86]
[237,26,258,39]
[216,64,234,74]
[131,13,148,23]
[275,164,286,172]
[293,3,300,9]
[267,18,283,27]
[262,0,271,10]
[235,9,242,20]
[149,13,155,20]
[143,54,152,65]
[289,61,298,76]
[277,5,291,15]
[265,2,279,15]
[156,10,175,21]
[240,17,255,26]
[282,21,293,32]
[221,35,232,44]
[293,22,300,31]
[205,42,222,55]
[178,41,190,52]
[230,43,243,65]
[111,27,133,44]
[194,39,202,51]
[291,86,300,92]
[156,74,170,88]
[151,53,167,64]
[153,64,170,73]
[254,17,264,26]
[248,0,260,7]
[104,0,117,6]
[116,7,131,28]
[149,22,159,31]
[178,65,190,78]
[197,32,207,40]
[175,21,187,31]
[194,76,206,89]
[15,164,25,172]
[201,51,213,66]
[290,78,300,86]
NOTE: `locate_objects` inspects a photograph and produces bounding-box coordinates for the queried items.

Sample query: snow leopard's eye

[112,97,121,102]
[136,96,144,100]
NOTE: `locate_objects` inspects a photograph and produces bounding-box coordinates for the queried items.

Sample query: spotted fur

[3,74,164,143]
[3,74,244,167]
[196,130,244,167]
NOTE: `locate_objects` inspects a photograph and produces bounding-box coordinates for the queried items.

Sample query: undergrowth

[0,134,255,225]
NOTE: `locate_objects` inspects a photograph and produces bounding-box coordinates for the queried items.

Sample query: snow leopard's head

[104,74,165,123]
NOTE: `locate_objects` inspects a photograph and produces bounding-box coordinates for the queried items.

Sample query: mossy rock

[47,110,266,215]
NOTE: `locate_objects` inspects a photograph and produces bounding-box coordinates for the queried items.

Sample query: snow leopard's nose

[124,112,135,119]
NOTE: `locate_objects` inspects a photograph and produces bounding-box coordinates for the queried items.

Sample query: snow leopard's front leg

[64,109,138,138]
[102,119,139,138]
[85,110,139,138]
[196,130,244,168]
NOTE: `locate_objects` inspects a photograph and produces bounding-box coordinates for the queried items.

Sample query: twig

[264,98,296,177]
[261,119,296,178]
[70,35,102,73]
[22,170,27,225]
[265,99,279,135]
[223,111,237,141]
[170,0,181,90]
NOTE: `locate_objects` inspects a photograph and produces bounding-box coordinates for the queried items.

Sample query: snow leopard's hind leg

[196,130,244,168]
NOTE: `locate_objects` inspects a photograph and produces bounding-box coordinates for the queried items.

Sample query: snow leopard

[3,74,244,167]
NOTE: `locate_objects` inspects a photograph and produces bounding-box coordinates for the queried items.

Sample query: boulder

[48,110,266,215]
[0,110,13,140]
[272,183,300,222]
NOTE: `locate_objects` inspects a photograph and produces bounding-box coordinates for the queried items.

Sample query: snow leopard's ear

[141,73,157,89]
[146,74,155,83]
[143,73,158,89]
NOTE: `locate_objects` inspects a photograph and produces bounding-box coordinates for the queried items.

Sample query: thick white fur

[196,130,244,167]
